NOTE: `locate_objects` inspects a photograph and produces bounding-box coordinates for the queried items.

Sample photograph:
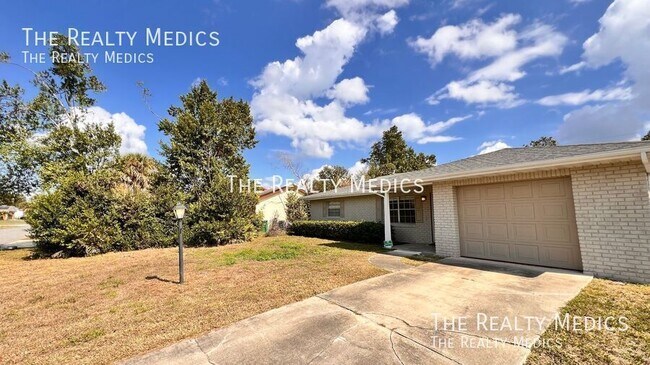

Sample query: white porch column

[383,191,393,248]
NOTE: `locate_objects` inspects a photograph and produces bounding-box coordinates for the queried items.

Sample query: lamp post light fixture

[173,203,186,284]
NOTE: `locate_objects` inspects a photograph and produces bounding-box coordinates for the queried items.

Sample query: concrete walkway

[122,259,592,365]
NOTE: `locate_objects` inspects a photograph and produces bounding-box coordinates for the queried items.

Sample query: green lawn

[526,278,650,364]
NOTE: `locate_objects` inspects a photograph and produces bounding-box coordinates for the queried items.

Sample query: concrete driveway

[123,258,592,365]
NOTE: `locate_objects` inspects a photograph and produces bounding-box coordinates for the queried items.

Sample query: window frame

[327,201,342,218]
[389,196,416,224]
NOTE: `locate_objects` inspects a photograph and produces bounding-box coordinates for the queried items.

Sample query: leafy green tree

[285,191,308,222]
[0,81,40,200]
[2,38,171,257]
[311,165,350,192]
[0,35,118,193]
[159,80,258,245]
[362,126,436,178]
[525,136,558,147]
[642,131,650,141]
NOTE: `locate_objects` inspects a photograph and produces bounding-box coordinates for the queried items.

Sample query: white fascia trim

[301,191,375,201]
[641,151,650,173]
[423,147,650,184]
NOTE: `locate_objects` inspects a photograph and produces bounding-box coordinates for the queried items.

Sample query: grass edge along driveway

[526,278,649,364]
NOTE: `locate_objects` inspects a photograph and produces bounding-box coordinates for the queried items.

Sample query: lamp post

[173,202,186,284]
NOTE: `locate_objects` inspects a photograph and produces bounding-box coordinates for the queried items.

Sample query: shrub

[27,157,173,257]
[288,220,384,244]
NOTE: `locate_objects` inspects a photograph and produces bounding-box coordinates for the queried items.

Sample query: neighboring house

[0,205,23,220]
[303,141,650,283]
[256,186,305,229]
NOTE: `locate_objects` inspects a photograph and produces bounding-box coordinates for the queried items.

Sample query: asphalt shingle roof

[304,141,650,200]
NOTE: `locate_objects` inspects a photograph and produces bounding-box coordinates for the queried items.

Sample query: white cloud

[326,0,409,20]
[416,15,567,108]
[477,140,511,155]
[409,14,520,66]
[558,61,586,74]
[251,2,412,158]
[537,87,633,106]
[326,77,370,105]
[348,160,369,177]
[466,24,566,83]
[558,103,645,143]
[376,10,399,34]
[81,106,147,155]
[390,113,470,144]
[431,80,522,108]
[556,0,650,143]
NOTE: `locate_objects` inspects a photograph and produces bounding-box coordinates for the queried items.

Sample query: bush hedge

[288,220,384,244]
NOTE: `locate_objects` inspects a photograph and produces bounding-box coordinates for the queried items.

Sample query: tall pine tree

[159,80,258,245]
[362,126,436,178]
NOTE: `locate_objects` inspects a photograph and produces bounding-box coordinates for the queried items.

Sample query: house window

[389,197,416,224]
[327,202,341,217]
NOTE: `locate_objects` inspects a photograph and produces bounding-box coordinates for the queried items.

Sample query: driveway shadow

[437,257,553,278]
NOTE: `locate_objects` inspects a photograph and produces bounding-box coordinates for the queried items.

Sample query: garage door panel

[463,240,486,257]
[487,242,511,260]
[462,222,484,239]
[461,186,481,201]
[485,203,507,219]
[484,185,505,200]
[538,202,569,220]
[511,223,538,242]
[539,224,572,244]
[458,177,582,270]
[510,182,534,199]
[462,204,483,219]
[537,180,567,198]
[511,203,535,220]
[486,223,508,240]
[513,244,540,263]
[543,246,579,269]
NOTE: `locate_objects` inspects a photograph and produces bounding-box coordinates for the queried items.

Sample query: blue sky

[1,0,648,182]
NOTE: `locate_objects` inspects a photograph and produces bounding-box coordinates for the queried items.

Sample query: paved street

[0,224,33,249]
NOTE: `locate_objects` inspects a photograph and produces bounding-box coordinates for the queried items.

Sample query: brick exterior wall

[432,183,460,256]
[431,161,650,283]
[570,161,650,283]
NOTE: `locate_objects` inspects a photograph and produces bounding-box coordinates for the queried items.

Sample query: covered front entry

[456,177,582,270]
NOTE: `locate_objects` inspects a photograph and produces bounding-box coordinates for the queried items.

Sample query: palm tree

[116,153,159,192]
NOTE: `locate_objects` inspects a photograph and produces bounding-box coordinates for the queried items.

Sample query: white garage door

[457,178,582,270]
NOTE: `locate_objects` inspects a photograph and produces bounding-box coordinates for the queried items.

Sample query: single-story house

[256,185,305,230]
[0,205,23,220]
[303,141,650,283]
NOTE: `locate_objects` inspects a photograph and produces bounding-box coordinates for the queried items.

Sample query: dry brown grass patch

[526,278,649,365]
[0,236,387,364]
